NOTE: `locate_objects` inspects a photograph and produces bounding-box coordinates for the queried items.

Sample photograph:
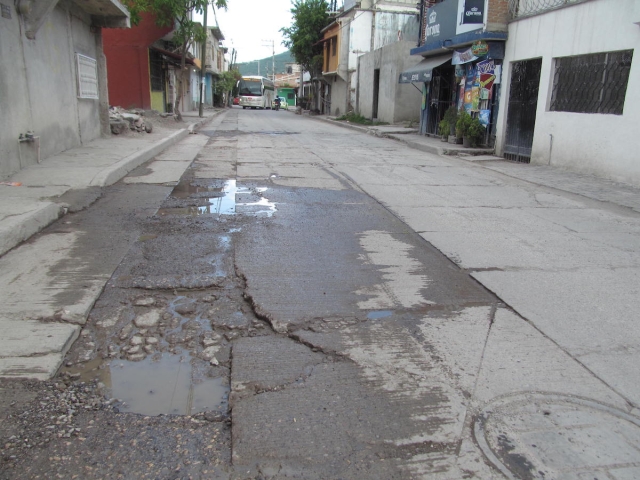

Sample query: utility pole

[198,1,208,117]
[262,39,275,82]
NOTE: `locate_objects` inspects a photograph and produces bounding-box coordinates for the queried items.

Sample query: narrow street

[2,108,640,479]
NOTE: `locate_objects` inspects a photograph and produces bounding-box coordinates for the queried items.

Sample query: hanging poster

[479,109,491,126]
[471,85,480,111]
[452,48,478,65]
[463,63,482,112]
[458,79,465,111]
[477,59,496,102]
[477,59,496,90]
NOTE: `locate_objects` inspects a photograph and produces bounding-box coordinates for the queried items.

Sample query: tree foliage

[280,0,331,76]
[214,69,240,96]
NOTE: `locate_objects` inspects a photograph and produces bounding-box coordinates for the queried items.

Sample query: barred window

[149,50,164,92]
[550,50,633,115]
[76,54,98,99]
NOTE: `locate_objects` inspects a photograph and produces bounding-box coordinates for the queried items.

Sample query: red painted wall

[103,13,172,109]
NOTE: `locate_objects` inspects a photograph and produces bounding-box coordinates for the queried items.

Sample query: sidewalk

[319,115,640,213]
[0,109,221,257]
[0,108,222,379]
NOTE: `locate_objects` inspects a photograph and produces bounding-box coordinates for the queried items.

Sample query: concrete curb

[90,128,190,187]
[313,116,495,157]
[90,110,221,187]
[387,134,494,157]
[0,202,63,257]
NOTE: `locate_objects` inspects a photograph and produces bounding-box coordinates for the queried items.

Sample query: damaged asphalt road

[3,108,638,479]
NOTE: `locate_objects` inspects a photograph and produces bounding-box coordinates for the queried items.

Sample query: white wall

[0,2,102,179]
[495,0,640,185]
[357,41,422,123]
[349,11,373,70]
[373,12,420,50]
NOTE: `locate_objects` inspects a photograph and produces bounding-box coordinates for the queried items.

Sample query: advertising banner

[477,59,496,99]
[424,0,458,43]
[463,0,485,24]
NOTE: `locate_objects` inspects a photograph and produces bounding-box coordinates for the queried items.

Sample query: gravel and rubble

[109,107,191,136]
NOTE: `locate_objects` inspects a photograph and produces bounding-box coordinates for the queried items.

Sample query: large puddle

[158,180,276,217]
[67,354,228,416]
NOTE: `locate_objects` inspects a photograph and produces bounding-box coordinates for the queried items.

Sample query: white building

[494,0,640,185]
[321,0,420,117]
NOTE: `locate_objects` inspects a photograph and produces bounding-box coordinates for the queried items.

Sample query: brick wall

[487,0,510,28]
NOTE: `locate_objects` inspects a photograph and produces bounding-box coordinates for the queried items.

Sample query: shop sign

[425,0,458,42]
[471,41,489,56]
[477,59,496,103]
[463,0,485,25]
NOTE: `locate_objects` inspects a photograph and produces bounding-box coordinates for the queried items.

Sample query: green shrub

[467,117,486,147]
[455,110,472,138]
[443,106,458,127]
[439,119,449,136]
[335,112,389,126]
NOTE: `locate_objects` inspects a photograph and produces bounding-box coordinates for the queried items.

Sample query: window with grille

[76,54,98,99]
[149,50,164,92]
[550,50,633,115]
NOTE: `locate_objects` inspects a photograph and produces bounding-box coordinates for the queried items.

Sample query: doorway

[503,58,542,163]
[372,69,380,119]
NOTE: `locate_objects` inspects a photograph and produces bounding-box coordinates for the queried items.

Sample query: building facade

[321,0,421,117]
[0,0,129,179]
[400,0,509,140]
[494,0,640,185]
[103,13,173,112]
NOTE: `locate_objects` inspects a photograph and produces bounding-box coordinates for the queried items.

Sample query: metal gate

[503,58,542,163]
[426,67,455,135]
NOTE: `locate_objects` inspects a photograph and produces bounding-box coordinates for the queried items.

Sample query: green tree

[214,69,240,106]
[125,0,228,119]
[280,0,330,78]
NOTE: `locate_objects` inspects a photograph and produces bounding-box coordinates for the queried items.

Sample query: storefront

[398,0,507,145]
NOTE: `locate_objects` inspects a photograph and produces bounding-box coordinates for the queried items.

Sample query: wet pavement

[1,107,640,478]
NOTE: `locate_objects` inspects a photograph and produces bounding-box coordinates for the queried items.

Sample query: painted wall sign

[463,0,485,25]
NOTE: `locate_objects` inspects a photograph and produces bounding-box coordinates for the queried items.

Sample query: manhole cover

[474,393,640,479]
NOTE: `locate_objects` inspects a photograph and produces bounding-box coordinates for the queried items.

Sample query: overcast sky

[198,0,295,64]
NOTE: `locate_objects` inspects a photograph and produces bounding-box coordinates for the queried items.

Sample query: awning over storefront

[398,54,452,84]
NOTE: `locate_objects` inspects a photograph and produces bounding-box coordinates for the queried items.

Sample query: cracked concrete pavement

[2,107,640,478]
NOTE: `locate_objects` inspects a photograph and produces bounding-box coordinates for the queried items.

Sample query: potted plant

[438,119,449,141]
[443,106,458,137]
[456,111,472,146]
[466,117,486,148]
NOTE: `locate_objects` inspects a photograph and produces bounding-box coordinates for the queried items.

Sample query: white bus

[237,76,275,110]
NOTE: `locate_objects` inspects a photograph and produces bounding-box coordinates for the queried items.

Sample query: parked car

[233,96,240,106]
[272,97,287,110]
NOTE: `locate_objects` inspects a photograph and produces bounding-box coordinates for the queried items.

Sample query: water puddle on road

[158,180,276,217]
[67,354,228,416]
[367,310,394,320]
[107,354,228,416]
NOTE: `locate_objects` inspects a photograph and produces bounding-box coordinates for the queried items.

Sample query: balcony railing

[508,0,590,20]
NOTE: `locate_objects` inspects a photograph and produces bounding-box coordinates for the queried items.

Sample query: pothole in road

[63,286,270,417]
[157,180,276,217]
[64,353,229,416]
